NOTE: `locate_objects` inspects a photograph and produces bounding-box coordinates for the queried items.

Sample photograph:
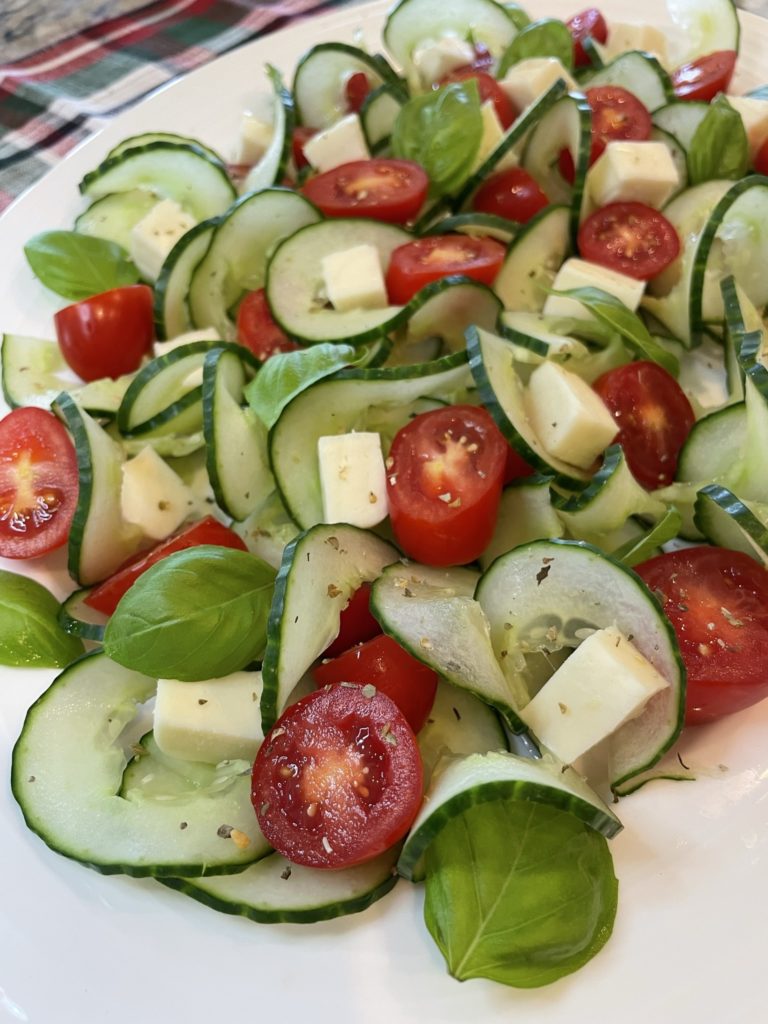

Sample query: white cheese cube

[318,432,389,528]
[726,96,768,160]
[603,23,670,66]
[120,446,195,540]
[519,626,670,765]
[130,198,196,282]
[498,58,576,113]
[473,101,507,171]
[525,360,618,468]
[235,111,274,165]
[411,34,476,88]
[154,671,265,764]
[587,140,680,209]
[543,257,645,321]
[321,244,388,312]
[153,327,220,358]
[302,113,370,173]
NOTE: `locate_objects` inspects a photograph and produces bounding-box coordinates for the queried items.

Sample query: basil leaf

[0,570,84,667]
[498,18,573,77]
[554,286,680,376]
[24,230,140,301]
[244,343,363,429]
[503,2,532,31]
[423,799,618,987]
[688,96,749,185]
[103,546,276,680]
[392,81,483,198]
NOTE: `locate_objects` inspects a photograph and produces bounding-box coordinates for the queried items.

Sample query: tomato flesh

[301,159,429,224]
[566,8,609,67]
[344,71,371,113]
[471,167,550,224]
[385,234,505,305]
[755,136,768,175]
[251,684,423,868]
[386,404,507,566]
[83,516,247,614]
[236,288,299,361]
[323,582,382,658]
[438,69,518,130]
[291,126,315,170]
[578,201,680,281]
[671,50,737,102]
[559,85,651,183]
[635,547,768,724]
[0,407,78,559]
[314,634,439,733]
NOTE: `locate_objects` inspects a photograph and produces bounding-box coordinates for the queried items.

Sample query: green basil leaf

[423,799,618,987]
[688,96,749,185]
[0,570,84,667]
[498,18,574,77]
[244,343,363,429]
[503,2,532,31]
[392,81,483,198]
[24,230,140,301]
[103,546,276,680]
[553,286,680,376]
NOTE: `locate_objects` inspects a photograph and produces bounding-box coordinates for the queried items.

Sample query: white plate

[2,2,768,1021]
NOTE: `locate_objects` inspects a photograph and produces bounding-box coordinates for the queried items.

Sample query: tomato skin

[301,159,429,223]
[755,136,768,175]
[592,361,695,489]
[635,547,768,724]
[385,234,506,305]
[578,201,680,281]
[314,634,439,733]
[559,85,651,183]
[566,8,609,67]
[344,71,371,113]
[83,516,247,614]
[471,167,550,224]
[671,50,737,102]
[438,69,518,129]
[291,126,315,170]
[236,288,300,361]
[251,684,423,868]
[386,404,507,566]
[323,582,381,658]
[0,407,78,559]
[54,284,154,382]
[503,444,535,485]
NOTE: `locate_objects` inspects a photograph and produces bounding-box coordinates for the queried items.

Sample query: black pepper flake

[536,564,551,585]
[217,824,234,838]
[198,699,208,705]
[28,775,35,783]
[281,865,292,880]
[180,822,188,830]
[452,707,461,721]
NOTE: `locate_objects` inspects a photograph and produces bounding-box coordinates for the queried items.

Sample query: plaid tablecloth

[0,0,350,213]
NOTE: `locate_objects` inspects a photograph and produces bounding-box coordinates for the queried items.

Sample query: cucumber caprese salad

[4,0,768,993]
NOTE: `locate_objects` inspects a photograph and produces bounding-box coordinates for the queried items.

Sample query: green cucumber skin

[153,218,220,340]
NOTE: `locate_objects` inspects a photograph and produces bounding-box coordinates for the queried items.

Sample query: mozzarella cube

[321,244,388,312]
[302,113,370,173]
[519,626,670,765]
[318,432,389,528]
[498,58,576,113]
[154,671,265,764]
[472,100,507,170]
[153,327,220,358]
[235,110,274,165]
[726,96,768,160]
[130,198,196,282]
[587,140,680,209]
[603,23,670,66]
[543,257,645,321]
[120,446,195,540]
[525,360,618,468]
[411,34,476,88]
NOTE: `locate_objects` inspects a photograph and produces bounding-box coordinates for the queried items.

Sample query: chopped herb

[536,564,551,585]
[180,821,188,830]
[327,583,342,598]
[361,684,377,699]
[281,865,292,880]
[217,824,234,838]
[677,752,691,771]
[452,706,461,721]
[198,698,208,705]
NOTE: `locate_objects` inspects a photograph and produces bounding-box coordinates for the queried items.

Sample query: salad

[2,0,768,1015]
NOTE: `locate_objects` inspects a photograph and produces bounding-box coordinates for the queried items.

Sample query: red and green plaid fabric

[0,0,351,214]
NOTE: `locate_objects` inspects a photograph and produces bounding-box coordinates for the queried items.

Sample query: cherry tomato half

[83,516,247,615]
[755,136,768,175]
[559,85,651,183]
[592,361,695,489]
[578,201,680,281]
[314,634,439,733]
[503,444,535,485]
[0,407,78,559]
[386,404,507,566]
[566,8,609,68]
[635,547,768,724]
[344,71,371,113]
[251,683,423,868]
[291,126,316,170]
[54,284,154,382]
[471,167,550,224]
[385,234,506,305]
[236,288,300,361]
[301,159,429,224]
[322,582,381,658]
[671,50,737,102]
[439,69,518,130]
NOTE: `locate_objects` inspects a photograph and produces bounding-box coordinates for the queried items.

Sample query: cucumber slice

[584,50,674,112]
[383,0,518,69]
[479,476,565,571]
[608,507,683,567]
[2,333,80,410]
[419,679,508,783]
[58,587,108,642]
[694,483,768,565]
[234,489,300,570]
[403,277,501,353]
[652,101,709,153]
[360,82,405,151]
[105,132,225,165]
[650,126,688,197]
[120,732,254,800]
[397,750,622,882]
[241,66,295,194]
[428,211,519,243]
[676,401,745,482]
[74,189,159,251]
[666,0,740,65]
[293,42,402,130]
[498,311,629,382]
[492,204,571,311]
[153,218,220,340]
[11,652,267,876]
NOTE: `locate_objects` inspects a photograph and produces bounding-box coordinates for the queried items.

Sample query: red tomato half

[635,547,768,724]
[559,85,651,182]
[671,50,737,102]
[291,126,315,170]
[344,71,371,113]
[322,582,381,658]
[592,361,695,489]
[236,288,299,361]
[755,136,768,175]
[439,69,518,129]
[301,159,429,223]
[314,634,439,733]
[503,444,535,485]
[0,407,78,559]
[54,284,154,382]
[386,404,507,566]
[385,234,506,305]
[566,8,609,67]
[251,684,423,868]
[578,201,680,281]
[471,167,550,224]
[83,516,247,614]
